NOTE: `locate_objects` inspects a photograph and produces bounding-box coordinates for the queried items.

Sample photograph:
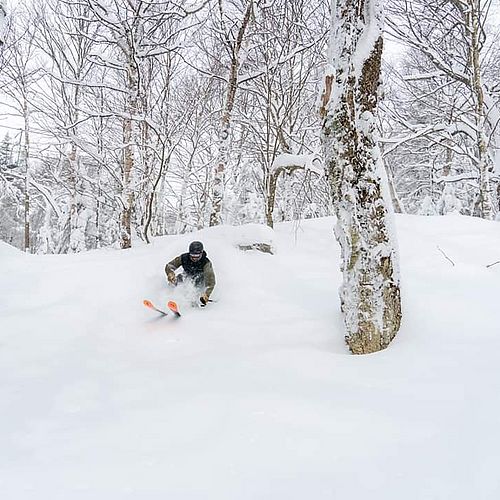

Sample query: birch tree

[77,1,202,247]
[320,0,402,354]
[209,0,254,226]
[0,14,41,253]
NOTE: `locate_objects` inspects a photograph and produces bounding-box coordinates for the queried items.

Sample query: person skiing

[165,241,216,306]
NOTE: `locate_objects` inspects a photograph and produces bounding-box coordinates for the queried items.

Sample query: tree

[0,1,6,46]
[33,0,97,253]
[386,0,500,219]
[320,0,402,354]
[0,9,41,253]
[239,0,330,228]
[209,0,255,226]
[0,133,13,167]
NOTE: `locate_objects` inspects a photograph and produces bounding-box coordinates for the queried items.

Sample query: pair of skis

[143,299,181,317]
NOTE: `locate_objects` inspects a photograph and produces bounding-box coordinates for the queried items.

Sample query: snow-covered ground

[1,214,499,500]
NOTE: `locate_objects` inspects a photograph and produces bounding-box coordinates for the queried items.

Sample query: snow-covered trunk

[144,146,169,242]
[68,140,86,253]
[320,0,402,354]
[383,161,404,213]
[265,171,278,228]
[175,151,194,234]
[468,0,496,219]
[210,111,231,227]
[210,1,253,227]
[142,58,170,242]
[483,89,500,214]
[120,61,138,249]
[0,1,6,46]
[140,117,152,243]
[94,88,105,250]
[22,100,31,253]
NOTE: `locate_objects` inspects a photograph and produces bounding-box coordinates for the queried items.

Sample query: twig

[437,246,455,267]
[486,260,500,269]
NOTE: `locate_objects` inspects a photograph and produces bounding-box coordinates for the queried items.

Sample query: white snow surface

[1,214,500,500]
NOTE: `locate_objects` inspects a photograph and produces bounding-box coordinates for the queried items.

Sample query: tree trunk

[468,0,496,219]
[22,100,30,253]
[266,171,278,228]
[320,0,402,354]
[210,0,253,226]
[68,141,86,253]
[120,62,138,249]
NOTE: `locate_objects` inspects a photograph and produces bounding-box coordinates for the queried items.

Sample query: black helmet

[189,241,204,254]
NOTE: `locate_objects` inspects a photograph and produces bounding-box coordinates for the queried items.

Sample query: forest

[1,0,498,255]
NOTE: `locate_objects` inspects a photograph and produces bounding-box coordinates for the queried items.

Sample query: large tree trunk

[320,0,402,354]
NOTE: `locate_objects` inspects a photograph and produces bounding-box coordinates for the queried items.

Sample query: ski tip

[143,299,154,309]
[167,300,179,314]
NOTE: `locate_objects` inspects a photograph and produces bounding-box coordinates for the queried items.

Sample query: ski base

[143,299,168,316]
[167,300,181,317]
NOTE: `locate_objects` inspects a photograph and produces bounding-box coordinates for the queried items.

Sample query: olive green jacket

[165,255,216,298]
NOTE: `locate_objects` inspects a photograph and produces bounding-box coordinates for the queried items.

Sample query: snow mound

[1,215,500,500]
[0,240,24,260]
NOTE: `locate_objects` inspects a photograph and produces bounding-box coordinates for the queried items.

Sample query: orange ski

[167,300,181,317]
[143,299,168,315]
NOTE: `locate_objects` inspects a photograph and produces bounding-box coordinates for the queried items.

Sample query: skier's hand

[200,293,209,307]
[167,274,177,286]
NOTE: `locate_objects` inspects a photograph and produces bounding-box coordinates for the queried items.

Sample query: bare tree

[209,0,254,226]
[0,13,41,253]
[386,0,500,219]
[74,0,209,247]
[32,0,98,252]
[320,0,402,354]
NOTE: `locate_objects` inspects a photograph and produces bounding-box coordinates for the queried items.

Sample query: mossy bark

[321,0,402,354]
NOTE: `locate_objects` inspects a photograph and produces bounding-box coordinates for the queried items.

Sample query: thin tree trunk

[120,62,138,249]
[468,0,495,219]
[210,0,253,226]
[22,100,30,253]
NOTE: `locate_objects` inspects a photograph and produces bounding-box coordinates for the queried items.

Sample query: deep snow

[1,214,499,500]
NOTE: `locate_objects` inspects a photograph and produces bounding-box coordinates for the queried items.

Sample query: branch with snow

[270,153,323,177]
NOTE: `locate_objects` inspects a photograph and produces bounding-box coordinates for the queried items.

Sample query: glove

[167,274,177,286]
[200,293,209,307]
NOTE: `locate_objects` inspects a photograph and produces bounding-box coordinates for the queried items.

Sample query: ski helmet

[189,241,204,254]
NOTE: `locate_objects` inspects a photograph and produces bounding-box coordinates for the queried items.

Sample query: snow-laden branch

[434,173,478,184]
[270,153,323,176]
[2,169,63,217]
[402,72,442,81]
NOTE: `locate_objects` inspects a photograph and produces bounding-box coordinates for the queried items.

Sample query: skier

[165,241,216,306]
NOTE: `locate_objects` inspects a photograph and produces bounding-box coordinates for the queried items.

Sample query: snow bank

[1,214,500,500]
[0,240,23,259]
[189,223,276,254]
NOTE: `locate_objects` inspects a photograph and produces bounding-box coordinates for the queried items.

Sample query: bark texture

[321,0,402,354]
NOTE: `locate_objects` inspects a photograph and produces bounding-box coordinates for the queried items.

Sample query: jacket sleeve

[203,261,216,298]
[165,255,182,281]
